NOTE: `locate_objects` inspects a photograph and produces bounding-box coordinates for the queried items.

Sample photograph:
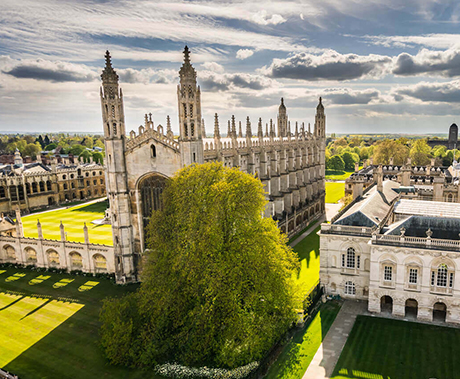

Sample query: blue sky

[1,0,460,135]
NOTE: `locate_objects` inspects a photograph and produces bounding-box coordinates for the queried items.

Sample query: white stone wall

[320,226,460,323]
[0,235,115,274]
[319,231,371,300]
[369,245,460,323]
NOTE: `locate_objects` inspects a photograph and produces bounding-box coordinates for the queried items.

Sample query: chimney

[377,165,383,193]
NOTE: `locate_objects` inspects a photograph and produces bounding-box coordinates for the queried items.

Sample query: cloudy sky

[2,0,460,135]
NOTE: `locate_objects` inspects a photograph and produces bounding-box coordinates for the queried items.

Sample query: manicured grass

[292,226,320,293]
[325,182,345,204]
[332,315,460,379]
[21,200,113,246]
[325,170,355,181]
[0,266,163,379]
[326,167,362,182]
[265,301,342,379]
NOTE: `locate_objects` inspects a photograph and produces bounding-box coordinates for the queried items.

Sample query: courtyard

[332,315,460,379]
[21,200,113,246]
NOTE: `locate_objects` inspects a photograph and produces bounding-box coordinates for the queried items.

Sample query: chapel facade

[101,47,326,282]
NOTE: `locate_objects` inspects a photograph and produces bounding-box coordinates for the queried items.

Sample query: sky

[2,0,460,135]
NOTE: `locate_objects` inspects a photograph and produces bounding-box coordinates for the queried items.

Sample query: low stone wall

[0,235,115,274]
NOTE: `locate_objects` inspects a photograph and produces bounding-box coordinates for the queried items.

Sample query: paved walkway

[302,300,367,379]
[290,216,325,248]
[325,203,341,222]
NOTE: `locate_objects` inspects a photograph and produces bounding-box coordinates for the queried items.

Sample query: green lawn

[0,267,163,379]
[325,169,355,181]
[332,315,460,379]
[325,182,345,204]
[21,200,113,246]
[265,301,341,379]
[292,226,321,293]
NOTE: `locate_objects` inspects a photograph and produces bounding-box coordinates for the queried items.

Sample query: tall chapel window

[189,104,193,118]
[183,103,187,117]
[113,123,117,135]
[111,106,115,118]
[188,85,193,98]
[151,145,156,158]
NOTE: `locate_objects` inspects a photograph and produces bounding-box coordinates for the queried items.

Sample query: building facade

[321,172,460,324]
[101,47,326,282]
[0,149,106,215]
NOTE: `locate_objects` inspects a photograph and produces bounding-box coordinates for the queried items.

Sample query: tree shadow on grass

[4,300,162,379]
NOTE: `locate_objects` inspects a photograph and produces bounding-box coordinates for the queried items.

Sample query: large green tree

[100,162,300,369]
[410,139,431,165]
[373,140,409,165]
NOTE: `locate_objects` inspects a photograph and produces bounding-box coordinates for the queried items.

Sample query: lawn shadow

[4,298,161,379]
[20,298,53,320]
[0,295,25,311]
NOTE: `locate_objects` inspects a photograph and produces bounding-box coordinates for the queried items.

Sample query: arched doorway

[405,299,418,319]
[380,295,393,314]
[138,174,168,246]
[433,302,447,322]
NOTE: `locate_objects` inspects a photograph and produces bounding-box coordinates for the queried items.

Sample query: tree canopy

[100,162,300,369]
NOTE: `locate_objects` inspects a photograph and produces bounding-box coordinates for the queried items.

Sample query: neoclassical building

[321,170,460,324]
[101,47,326,282]
[0,149,106,215]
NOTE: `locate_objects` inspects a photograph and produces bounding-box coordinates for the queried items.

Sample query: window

[341,254,345,267]
[345,281,356,295]
[450,272,454,288]
[384,266,392,281]
[357,255,361,269]
[431,271,435,286]
[113,123,117,135]
[409,268,418,284]
[100,179,103,184]
[70,174,74,179]
[346,248,355,268]
[437,264,448,287]
[151,145,156,158]
[93,180,97,185]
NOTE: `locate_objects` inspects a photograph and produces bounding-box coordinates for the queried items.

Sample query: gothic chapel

[101,47,326,282]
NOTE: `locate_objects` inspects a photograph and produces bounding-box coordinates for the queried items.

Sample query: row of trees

[0,134,105,162]
[327,136,459,169]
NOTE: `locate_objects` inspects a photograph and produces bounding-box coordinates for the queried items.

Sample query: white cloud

[236,49,254,60]
[201,62,225,73]
[360,34,460,49]
[251,10,286,25]
[261,50,392,81]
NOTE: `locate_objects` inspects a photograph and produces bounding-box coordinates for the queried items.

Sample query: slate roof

[394,199,460,219]
[334,180,400,227]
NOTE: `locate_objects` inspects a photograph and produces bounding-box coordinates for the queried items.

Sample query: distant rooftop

[394,199,460,219]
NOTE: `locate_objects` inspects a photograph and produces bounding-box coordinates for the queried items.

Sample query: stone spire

[231,115,236,138]
[227,120,231,137]
[202,118,206,137]
[246,117,252,137]
[238,121,243,138]
[295,122,299,139]
[214,113,220,138]
[265,123,269,137]
[315,96,326,138]
[179,45,196,82]
[83,222,89,245]
[15,207,23,238]
[269,119,275,138]
[60,221,66,242]
[277,97,288,137]
[37,219,43,239]
[101,50,119,84]
[14,148,23,166]
[258,118,263,138]
[166,115,174,139]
